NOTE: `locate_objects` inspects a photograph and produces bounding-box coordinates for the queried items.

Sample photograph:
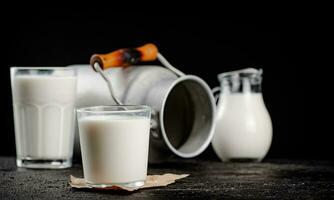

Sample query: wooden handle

[90,43,158,70]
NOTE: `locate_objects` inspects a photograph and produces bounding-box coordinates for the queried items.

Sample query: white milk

[212,93,272,161]
[12,75,77,160]
[78,116,150,184]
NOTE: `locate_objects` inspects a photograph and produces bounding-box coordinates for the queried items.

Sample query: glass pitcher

[212,68,272,162]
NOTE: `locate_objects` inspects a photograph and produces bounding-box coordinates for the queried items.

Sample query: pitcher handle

[212,87,221,104]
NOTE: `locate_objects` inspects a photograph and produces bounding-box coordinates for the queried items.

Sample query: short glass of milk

[77,105,151,189]
[11,67,77,169]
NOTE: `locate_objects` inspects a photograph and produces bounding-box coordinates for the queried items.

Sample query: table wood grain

[0,157,333,199]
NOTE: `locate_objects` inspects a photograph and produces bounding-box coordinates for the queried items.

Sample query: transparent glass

[10,67,77,168]
[77,105,151,189]
[212,68,272,162]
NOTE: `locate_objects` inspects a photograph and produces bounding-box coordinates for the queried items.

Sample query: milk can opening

[160,76,215,158]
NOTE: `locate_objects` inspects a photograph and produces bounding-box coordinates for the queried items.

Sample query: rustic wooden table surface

[0,156,333,199]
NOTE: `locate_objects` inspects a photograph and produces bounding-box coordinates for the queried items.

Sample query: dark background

[1,9,327,160]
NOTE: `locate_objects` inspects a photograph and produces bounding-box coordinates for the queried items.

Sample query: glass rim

[76,105,151,114]
[11,66,75,71]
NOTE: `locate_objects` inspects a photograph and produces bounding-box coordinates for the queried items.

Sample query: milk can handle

[90,43,158,70]
[212,87,221,104]
[89,44,185,130]
[90,43,185,77]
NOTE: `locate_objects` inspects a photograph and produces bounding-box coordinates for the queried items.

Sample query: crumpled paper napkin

[69,173,189,191]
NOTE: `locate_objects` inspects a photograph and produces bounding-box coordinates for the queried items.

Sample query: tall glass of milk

[11,67,77,168]
[77,105,151,189]
[212,68,272,162]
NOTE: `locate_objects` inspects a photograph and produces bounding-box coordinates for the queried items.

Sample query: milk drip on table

[212,68,272,162]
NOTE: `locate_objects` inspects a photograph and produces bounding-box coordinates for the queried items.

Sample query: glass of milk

[77,105,151,189]
[10,67,77,169]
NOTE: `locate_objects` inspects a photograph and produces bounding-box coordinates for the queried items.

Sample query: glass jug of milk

[212,68,272,162]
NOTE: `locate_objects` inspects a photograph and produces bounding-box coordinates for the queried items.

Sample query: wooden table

[0,157,333,199]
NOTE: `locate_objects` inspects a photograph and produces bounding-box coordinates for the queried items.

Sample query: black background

[1,8,328,161]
